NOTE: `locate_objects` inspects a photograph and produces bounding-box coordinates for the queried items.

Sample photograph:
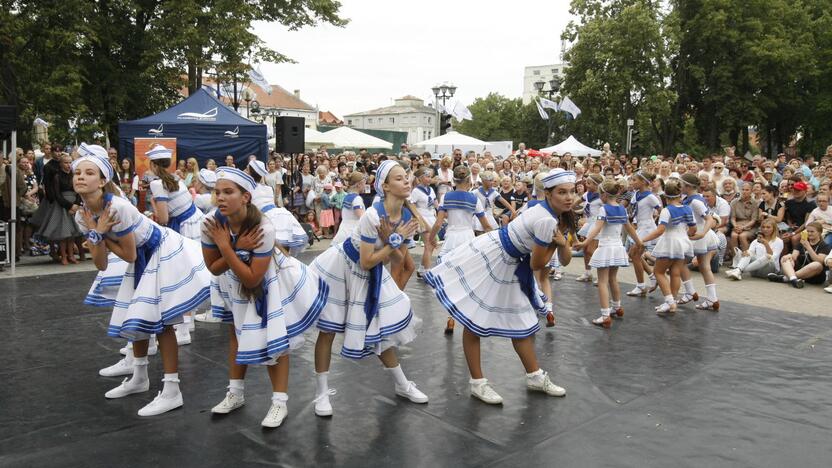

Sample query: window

[368,118,373,124]
[390,117,395,124]
[552,68,559,74]
[533,70,541,76]
[347,119,352,125]
[427,116,432,124]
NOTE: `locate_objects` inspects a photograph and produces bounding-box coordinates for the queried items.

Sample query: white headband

[248,160,268,178]
[198,168,217,188]
[146,144,172,161]
[541,169,577,188]
[78,143,109,161]
[216,167,256,193]
[71,155,114,183]
[374,160,398,195]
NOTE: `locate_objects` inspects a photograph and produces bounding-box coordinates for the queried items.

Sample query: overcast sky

[252,0,574,117]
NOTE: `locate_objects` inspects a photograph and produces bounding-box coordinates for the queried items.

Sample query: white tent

[322,126,393,149]
[413,131,489,155]
[540,135,602,157]
[268,127,333,149]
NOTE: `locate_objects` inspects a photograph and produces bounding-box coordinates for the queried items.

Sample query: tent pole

[10,130,17,275]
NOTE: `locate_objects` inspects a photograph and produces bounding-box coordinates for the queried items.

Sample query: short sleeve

[650,195,662,210]
[531,216,558,247]
[692,199,709,218]
[597,206,608,221]
[109,201,140,237]
[251,222,276,257]
[474,199,485,218]
[357,208,379,244]
[201,215,217,249]
[658,208,670,225]
[149,179,169,201]
[352,196,365,211]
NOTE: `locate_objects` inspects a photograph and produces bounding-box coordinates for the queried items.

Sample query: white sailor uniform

[251,184,308,256]
[589,205,630,268]
[310,202,416,359]
[77,194,210,340]
[630,191,662,249]
[683,194,719,255]
[472,187,500,233]
[149,179,204,240]
[652,205,696,260]
[332,192,365,245]
[409,185,437,231]
[437,190,486,261]
[578,191,603,237]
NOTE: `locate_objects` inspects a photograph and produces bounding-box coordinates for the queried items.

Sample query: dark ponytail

[151,158,179,192]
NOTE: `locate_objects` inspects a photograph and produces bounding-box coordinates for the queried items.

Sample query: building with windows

[522,63,568,104]
[343,95,437,144]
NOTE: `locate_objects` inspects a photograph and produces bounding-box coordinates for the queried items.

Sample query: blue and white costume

[651,205,696,260]
[311,201,416,359]
[630,190,662,249]
[588,205,630,268]
[409,184,437,231]
[205,168,327,364]
[425,170,576,339]
[332,192,365,245]
[194,169,217,214]
[251,183,308,256]
[437,190,487,261]
[578,191,603,238]
[472,187,499,233]
[77,193,210,341]
[683,194,719,255]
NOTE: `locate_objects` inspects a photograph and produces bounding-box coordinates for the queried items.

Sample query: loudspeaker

[0,105,17,133]
[275,116,305,154]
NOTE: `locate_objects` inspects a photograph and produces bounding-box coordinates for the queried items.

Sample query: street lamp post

[432,82,457,136]
[534,76,563,146]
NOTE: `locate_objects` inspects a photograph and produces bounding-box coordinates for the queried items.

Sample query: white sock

[789,276,797,281]
[664,295,674,304]
[584,267,591,273]
[161,372,180,398]
[271,392,288,404]
[526,369,544,384]
[683,280,695,295]
[229,379,245,397]
[315,371,329,396]
[636,283,645,289]
[386,364,409,387]
[601,308,610,317]
[131,356,149,384]
[545,302,553,313]
[470,377,487,386]
[705,284,717,302]
[124,347,135,366]
[611,300,621,309]
[148,336,158,350]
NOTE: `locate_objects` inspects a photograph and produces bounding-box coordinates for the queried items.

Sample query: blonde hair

[599,178,626,197]
[187,157,199,180]
[759,218,779,241]
[440,156,453,168]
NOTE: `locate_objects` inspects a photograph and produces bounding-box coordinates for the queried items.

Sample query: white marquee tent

[540,135,602,157]
[323,126,393,149]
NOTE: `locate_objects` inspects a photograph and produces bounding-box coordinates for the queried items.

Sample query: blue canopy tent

[118,88,268,166]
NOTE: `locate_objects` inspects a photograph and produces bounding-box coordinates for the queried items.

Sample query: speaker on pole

[275,116,305,154]
[0,105,17,133]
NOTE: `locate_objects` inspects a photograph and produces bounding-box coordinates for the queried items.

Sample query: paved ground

[1,248,831,467]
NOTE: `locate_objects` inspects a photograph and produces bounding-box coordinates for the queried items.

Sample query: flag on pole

[33,117,50,127]
[452,101,473,121]
[436,102,447,114]
[539,96,559,111]
[535,98,549,120]
[559,96,582,119]
[248,66,272,94]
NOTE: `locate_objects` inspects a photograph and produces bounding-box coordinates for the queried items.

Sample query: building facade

[522,63,568,104]
[343,96,437,144]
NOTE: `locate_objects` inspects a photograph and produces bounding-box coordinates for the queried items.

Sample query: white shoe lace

[313,388,337,403]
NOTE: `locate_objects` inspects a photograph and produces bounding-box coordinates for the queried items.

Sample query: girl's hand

[573,240,585,250]
[396,220,420,240]
[96,203,119,234]
[81,207,96,231]
[205,217,232,249]
[377,216,394,241]
[552,229,567,248]
[236,227,264,251]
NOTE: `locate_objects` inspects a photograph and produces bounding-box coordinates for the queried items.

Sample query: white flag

[535,99,549,120]
[33,117,50,127]
[248,66,272,94]
[436,102,447,114]
[452,101,473,121]
[539,96,559,111]
[559,96,582,119]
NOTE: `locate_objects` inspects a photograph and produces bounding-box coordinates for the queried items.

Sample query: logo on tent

[148,124,164,136]
[177,107,218,121]
[224,126,239,138]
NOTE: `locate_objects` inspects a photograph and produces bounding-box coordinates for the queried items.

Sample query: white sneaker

[105,377,149,399]
[726,268,742,280]
[314,388,336,417]
[137,391,183,417]
[575,272,593,282]
[626,286,647,297]
[175,325,191,346]
[119,341,158,356]
[99,358,134,377]
[394,381,429,403]
[526,371,566,397]
[470,380,503,405]
[261,402,288,428]
[211,392,245,414]
[194,312,222,323]
[825,285,832,294]
[186,315,195,332]
[552,271,563,281]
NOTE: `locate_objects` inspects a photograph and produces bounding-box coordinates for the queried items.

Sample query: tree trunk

[187,60,197,95]
[741,125,749,155]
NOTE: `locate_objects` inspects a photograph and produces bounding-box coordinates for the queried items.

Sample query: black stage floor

[2,253,832,467]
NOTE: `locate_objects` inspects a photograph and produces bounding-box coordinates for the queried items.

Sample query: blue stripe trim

[251,251,272,257]
[532,235,550,247]
[107,287,209,338]
[317,318,346,333]
[360,235,376,243]
[339,310,413,360]
[201,242,217,249]
[113,219,140,237]
[153,196,170,202]
[84,295,115,307]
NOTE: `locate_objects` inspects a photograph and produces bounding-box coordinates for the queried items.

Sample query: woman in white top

[73,145,210,417]
[679,173,721,311]
[147,145,204,241]
[725,217,784,280]
[410,167,439,279]
[436,156,455,203]
[332,172,367,244]
[425,169,576,405]
[310,160,428,417]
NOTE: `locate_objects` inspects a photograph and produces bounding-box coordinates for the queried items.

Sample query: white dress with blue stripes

[251,184,308,256]
[150,179,204,240]
[204,216,328,365]
[425,202,558,339]
[684,194,720,255]
[409,185,437,230]
[77,195,210,340]
[310,204,416,359]
[472,187,500,233]
[651,206,695,260]
[578,192,603,238]
[589,205,630,268]
[332,192,365,245]
[630,191,662,249]
[437,190,486,261]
